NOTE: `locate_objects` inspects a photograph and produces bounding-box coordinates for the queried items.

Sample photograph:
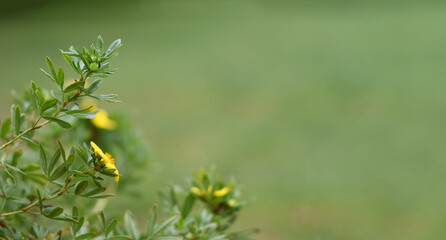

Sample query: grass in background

[2,1,446,239]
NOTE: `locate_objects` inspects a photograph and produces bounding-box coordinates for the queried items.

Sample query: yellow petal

[214,187,230,197]
[91,109,117,130]
[90,141,107,160]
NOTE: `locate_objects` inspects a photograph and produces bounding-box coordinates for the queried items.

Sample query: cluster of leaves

[0,37,255,240]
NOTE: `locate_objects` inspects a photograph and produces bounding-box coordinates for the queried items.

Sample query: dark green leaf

[39,144,48,176]
[106,218,118,235]
[42,116,72,129]
[14,105,21,134]
[36,188,43,213]
[1,118,11,139]
[87,194,115,199]
[181,194,195,218]
[52,216,79,224]
[57,140,66,162]
[20,136,38,149]
[75,180,88,195]
[57,68,64,89]
[108,236,132,240]
[50,164,66,181]
[74,232,95,240]
[48,149,61,174]
[63,81,84,93]
[81,187,106,197]
[44,207,63,218]
[41,98,58,113]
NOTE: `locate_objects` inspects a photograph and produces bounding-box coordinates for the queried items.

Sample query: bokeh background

[2,1,446,239]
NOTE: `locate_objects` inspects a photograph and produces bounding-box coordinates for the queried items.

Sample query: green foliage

[0,37,254,239]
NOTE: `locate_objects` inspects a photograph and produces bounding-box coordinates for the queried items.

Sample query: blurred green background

[2,1,446,239]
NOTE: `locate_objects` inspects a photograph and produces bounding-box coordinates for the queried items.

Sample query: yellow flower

[90,141,119,182]
[91,109,117,130]
[190,186,230,197]
[214,187,230,197]
[81,100,117,130]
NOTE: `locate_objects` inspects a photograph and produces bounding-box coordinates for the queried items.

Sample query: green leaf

[0,118,11,139]
[106,218,118,235]
[44,207,63,218]
[57,140,66,162]
[74,233,95,240]
[98,211,106,229]
[125,210,139,239]
[87,194,115,199]
[153,215,180,235]
[154,215,180,235]
[146,204,158,236]
[52,216,79,224]
[105,39,122,58]
[61,53,81,74]
[108,236,132,240]
[41,98,58,113]
[81,187,106,197]
[86,79,102,94]
[152,236,184,240]
[39,144,48,176]
[48,149,60,174]
[36,188,43,213]
[97,35,104,52]
[75,180,88,195]
[20,136,38,149]
[40,68,56,83]
[50,164,66,181]
[181,193,195,218]
[46,56,57,80]
[63,81,84,93]
[42,116,72,129]
[57,68,64,89]
[89,94,121,103]
[14,105,21,134]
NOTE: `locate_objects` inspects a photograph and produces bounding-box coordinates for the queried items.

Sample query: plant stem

[0,176,74,217]
[0,89,83,151]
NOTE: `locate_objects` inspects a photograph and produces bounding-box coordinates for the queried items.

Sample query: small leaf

[41,98,58,113]
[52,216,79,224]
[50,164,66,181]
[44,207,63,218]
[146,204,158,236]
[36,189,43,213]
[106,218,118,235]
[81,187,106,197]
[86,79,102,94]
[42,116,72,129]
[87,194,115,199]
[39,144,48,176]
[75,180,88,195]
[64,81,84,93]
[14,105,21,134]
[46,56,57,80]
[0,118,11,139]
[74,232,95,240]
[97,35,104,52]
[108,236,132,240]
[98,211,106,229]
[105,39,122,58]
[48,149,60,174]
[153,215,180,235]
[57,140,66,162]
[125,210,139,239]
[181,193,195,218]
[57,68,64,89]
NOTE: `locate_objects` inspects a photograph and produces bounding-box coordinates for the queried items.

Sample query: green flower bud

[89,62,99,71]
